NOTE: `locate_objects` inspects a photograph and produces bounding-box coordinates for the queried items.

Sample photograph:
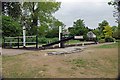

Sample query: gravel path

[2,42,114,56]
[2,49,34,56]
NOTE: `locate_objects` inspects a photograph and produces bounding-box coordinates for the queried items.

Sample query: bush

[38,37,48,44]
[99,39,105,43]
[51,38,59,42]
[105,36,114,42]
[26,37,36,42]
[2,16,22,37]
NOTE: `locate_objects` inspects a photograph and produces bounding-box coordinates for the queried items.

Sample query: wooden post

[60,33,64,48]
[18,36,19,49]
[3,37,5,48]
[36,35,38,49]
[59,26,62,48]
[82,42,84,46]
[23,25,26,48]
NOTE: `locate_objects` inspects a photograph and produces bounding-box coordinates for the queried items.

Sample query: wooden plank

[4,42,36,43]
[74,36,83,39]
[5,36,36,39]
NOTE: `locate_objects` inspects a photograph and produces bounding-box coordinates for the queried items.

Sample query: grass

[65,40,80,44]
[71,59,87,67]
[2,54,48,78]
[96,42,118,48]
[0,56,1,77]
[65,58,88,69]
[2,43,118,78]
[65,56,118,77]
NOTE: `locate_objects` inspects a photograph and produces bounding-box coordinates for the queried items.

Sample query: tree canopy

[22,1,61,35]
[68,19,89,36]
[2,16,22,37]
[2,1,63,38]
[103,25,113,38]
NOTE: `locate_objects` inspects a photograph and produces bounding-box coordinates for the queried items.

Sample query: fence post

[3,37,5,48]
[36,35,38,49]
[18,36,19,49]
[60,33,64,48]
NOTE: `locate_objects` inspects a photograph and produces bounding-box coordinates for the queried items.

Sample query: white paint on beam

[23,26,26,47]
[74,36,83,39]
[59,26,62,47]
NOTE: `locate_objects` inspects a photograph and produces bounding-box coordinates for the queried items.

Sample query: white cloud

[54,1,117,29]
[56,0,110,2]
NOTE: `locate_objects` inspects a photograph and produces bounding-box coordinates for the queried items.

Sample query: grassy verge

[65,40,80,44]
[2,55,48,78]
[96,42,118,48]
[2,43,118,78]
[64,56,118,77]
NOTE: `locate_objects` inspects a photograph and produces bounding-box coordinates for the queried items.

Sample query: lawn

[0,55,1,77]
[2,43,118,78]
[96,42,118,48]
[65,40,80,44]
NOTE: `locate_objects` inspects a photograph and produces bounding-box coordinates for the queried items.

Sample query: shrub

[113,38,116,42]
[38,37,48,44]
[105,36,114,42]
[2,16,22,37]
[51,38,59,42]
[26,37,36,42]
[99,39,105,43]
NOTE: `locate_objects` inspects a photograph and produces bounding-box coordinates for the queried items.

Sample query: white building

[87,31,96,38]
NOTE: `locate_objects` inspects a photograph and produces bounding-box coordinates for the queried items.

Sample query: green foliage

[50,38,59,42]
[103,25,113,38]
[38,37,58,44]
[45,20,64,38]
[112,26,119,39]
[68,19,89,38]
[83,34,89,41]
[38,37,48,44]
[108,1,120,23]
[98,39,105,43]
[92,28,100,37]
[2,1,62,38]
[99,20,109,27]
[2,2,22,20]
[23,1,62,36]
[2,16,22,37]
[96,43,118,48]
[38,26,48,37]
[98,20,109,37]
[68,27,75,36]
[45,28,59,38]
[105,36,114,42]
[93,20,118,42]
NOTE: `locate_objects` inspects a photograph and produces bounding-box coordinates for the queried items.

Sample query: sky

[53,0,118,29]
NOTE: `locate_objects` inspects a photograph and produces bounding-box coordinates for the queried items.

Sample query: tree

[98,20,109,33]
[2,2,22,20]
[22,1,61,36]
[97,20,109,38]
[108,0,120,23]
[112,26,119,39]
[92,28,100,36]
[103,25,113,38]
[2,1,62,37]
[108,1,120,39]
[69,19,89,37]
[103,25,114,42]
[68,27,75,36]
[2,16,22,37]
[45,19,65,38]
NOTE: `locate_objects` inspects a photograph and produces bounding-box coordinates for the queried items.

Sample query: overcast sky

[53,0,117,29]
